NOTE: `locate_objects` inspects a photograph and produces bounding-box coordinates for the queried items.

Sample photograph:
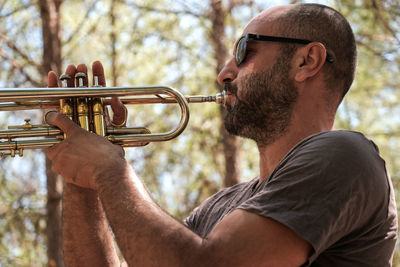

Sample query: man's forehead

[242,5,292,35]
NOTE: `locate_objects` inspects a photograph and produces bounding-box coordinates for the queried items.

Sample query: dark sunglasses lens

[235,37,247,65]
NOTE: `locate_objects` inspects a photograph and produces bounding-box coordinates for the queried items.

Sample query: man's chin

[223,117,239,136]
[223,118,249,139]
[223,118,274,145]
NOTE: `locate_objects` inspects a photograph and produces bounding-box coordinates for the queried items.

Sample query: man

[46,3,397,266]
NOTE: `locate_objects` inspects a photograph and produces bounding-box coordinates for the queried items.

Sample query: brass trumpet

[0,73,226,158]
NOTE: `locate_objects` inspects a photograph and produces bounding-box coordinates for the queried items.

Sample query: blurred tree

[38,0,64,265]
[0,0,65,265]
[332,0,400,262]
[0,0,399,265]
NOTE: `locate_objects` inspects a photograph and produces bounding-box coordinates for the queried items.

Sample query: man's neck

[257,133,299,182]
[257,119,334,182]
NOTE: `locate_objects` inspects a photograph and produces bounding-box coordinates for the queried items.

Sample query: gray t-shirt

[184,131,398,266]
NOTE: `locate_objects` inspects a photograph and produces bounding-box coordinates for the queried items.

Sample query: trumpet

[0,72,226,158]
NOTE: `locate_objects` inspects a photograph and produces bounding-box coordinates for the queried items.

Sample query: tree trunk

[110,0,119,87]
[38,0,64,266]
[209,0,241,187]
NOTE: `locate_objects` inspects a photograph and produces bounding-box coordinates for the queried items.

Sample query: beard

[224,55,298,146]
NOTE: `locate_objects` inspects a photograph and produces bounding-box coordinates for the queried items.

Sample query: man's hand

[46,61,127,190]
[46,111,125,189]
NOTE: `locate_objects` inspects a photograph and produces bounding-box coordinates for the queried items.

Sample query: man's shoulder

[288,130,380,161]
[301,130,375,149]
[276,130,386,189]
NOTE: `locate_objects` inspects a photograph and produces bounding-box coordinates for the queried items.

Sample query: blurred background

[0,0,399,266]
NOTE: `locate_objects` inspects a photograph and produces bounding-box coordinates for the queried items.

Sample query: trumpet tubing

[0,72,226,158]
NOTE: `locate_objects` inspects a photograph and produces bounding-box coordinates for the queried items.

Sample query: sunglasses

[234,33,335,66]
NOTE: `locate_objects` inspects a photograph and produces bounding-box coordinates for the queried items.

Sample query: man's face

[223,50,298,146]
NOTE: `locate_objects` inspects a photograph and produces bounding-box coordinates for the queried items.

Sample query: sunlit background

[0,0,399,265]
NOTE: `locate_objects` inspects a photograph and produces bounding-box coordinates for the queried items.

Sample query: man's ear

[293,43,327,83]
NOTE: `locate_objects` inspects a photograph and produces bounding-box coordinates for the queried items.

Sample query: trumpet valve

[59,74,71,87]
[77,98,89,130]
[92,98,106,136]
[93,76,100,87]
[75,72,87,87]
[60,99,74,119]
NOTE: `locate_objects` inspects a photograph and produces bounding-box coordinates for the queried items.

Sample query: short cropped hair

[277,4,357,99]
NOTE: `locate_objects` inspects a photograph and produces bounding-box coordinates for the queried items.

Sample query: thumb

[45,111,81,136]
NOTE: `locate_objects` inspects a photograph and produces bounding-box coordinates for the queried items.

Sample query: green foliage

[330,0,400,261]
[1,0,400,264]
[0,153,46,265]
[0,0,254,263]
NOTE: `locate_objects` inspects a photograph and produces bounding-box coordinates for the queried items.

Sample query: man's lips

[224,83,237,94]
[223,83,238,108]
[225,92,237,108]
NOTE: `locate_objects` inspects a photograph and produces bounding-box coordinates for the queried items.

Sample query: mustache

[224,82,238,95]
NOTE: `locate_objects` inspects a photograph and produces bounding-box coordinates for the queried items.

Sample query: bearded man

[46,3,397,267]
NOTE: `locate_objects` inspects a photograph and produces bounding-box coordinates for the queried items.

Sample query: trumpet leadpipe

[112,91,226,105]
[0,91,226,111]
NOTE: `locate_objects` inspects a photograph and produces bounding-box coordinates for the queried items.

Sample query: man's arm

[96,161,312,267]
[47,63,125,266]
[63,184,120,266]
[46,110,311,266]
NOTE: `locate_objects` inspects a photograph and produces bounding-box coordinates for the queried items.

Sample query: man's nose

[217,57,238,86]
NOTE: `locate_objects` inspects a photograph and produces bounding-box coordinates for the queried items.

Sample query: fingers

[50,61,121,125]
[92,61,127,126]
[48,71,59,87]
[65,65,77,87]
[45,111,81,137]
[54,62,103,88]
[91,61,127,126]
[92,61,106,86]
[76,64,89,87]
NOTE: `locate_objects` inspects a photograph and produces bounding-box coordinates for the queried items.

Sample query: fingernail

[45,111,58,124]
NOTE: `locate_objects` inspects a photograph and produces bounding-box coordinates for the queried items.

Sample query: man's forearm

[63,183,120,266]
[96,162,205,267]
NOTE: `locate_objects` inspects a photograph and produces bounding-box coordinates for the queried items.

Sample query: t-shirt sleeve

[238,131,391,259]
[184,181,252,238]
